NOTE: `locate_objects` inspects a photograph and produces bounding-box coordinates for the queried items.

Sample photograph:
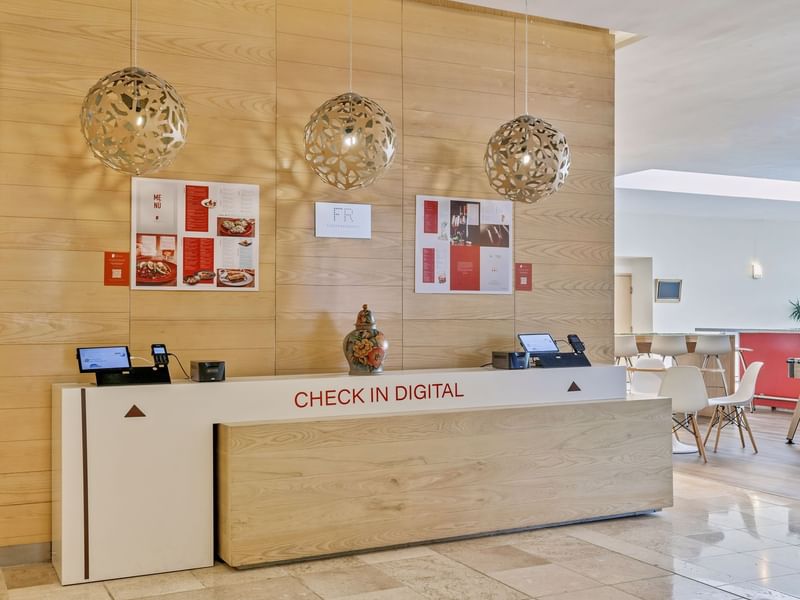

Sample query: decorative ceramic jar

[343,304,388,375]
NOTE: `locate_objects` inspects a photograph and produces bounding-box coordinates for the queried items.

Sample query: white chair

[650,335,688,366]
[694,335,733,395]
[659,366,709,463]
[615,335,640,368]
[630,357,666,395]
[704,362,763,453]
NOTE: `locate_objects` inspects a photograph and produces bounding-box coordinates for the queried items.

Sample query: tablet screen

[77,346,131,373]
[518,333,559,354]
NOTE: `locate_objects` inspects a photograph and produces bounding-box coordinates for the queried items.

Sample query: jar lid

[355,304,376,329]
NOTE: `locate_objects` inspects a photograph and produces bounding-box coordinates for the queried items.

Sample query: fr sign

[315,202,372,239]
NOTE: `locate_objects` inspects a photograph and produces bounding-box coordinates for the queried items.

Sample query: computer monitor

[517,333,559,354]
[76,346,131,373]
[655,279,682,302]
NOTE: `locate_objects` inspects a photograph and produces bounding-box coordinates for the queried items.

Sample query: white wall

[615,257,653,333]
[616,207,800,333]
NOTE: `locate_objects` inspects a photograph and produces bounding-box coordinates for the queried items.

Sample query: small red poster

[183,238,215,284]
[450,245,480,291]
[104,251,130,286]
[423,200,438,234]
[422,248,435,283]
[185,185,210,232]
[516,262,532,291]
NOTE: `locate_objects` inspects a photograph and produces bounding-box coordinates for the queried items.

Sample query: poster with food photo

[132,178,259,291]
[414,195,512,294]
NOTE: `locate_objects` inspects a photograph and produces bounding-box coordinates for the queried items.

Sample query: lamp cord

[131,0,138,67]
[348,0,353,92]
[524,0,528,115]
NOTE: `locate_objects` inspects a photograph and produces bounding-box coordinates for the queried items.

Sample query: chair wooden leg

[740,409,758,454]
[690,414,707,463]
[735,406,746,448]
[703,407,719,446]
[716,356,729,396]
[714,406,724,452]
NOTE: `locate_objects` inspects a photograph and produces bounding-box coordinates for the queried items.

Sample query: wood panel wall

[0,0,613,548]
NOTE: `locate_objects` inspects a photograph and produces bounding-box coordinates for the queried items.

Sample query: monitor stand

[95,365,171,386]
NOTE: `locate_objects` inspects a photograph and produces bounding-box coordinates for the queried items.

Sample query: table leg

[787,397,800,444]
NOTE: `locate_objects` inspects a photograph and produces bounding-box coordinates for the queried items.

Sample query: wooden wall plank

[0,472,50,507]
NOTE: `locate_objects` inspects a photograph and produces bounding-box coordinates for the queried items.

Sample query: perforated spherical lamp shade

[484,114,570,203]
[80,66,188,176]
[304,92,397,190]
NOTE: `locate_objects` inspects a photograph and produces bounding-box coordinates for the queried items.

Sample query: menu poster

[132,178,260,291]
[415,195,513,294]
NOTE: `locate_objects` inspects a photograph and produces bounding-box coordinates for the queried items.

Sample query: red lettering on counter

[294,391,309,408]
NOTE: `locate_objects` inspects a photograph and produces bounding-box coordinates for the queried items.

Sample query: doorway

[615,273,633,333]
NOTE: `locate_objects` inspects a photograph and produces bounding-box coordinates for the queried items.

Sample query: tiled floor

[3,411,800,600]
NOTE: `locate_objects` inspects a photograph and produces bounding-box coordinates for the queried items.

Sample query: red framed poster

[414,195,513,294]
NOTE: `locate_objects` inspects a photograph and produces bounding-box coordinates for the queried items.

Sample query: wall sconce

[752,263,763,279]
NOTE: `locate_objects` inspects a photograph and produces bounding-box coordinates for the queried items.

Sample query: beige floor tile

[335,588,427,600]
[565,528,741,588]
[299,565,401,599]
[359,547,437,565]
[750,524,800,545]
[511,535,609,563]
[121,576,321,600]
[436,544,549,573]
[688,529,787,552]
[489,563,599,597]
[103,571,204,600]
[374,555,526,600]
[7,582,111,600]
[1,564,59,589]
[616,574,740,599]
[644,535,736,561]
[743,505,800,524]
[190,562,289,587]
[755,574,800,596]
[690,553,795,583]
[559,551,669,585]
[285,557,368,576]
[745,546,800,569]
[394,573,526,600]
[719,581,800,599]
[537,586,640,600]
[706,510,784,530]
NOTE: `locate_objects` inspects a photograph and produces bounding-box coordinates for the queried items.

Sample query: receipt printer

[191,360,226,382]
[492,351,530,370]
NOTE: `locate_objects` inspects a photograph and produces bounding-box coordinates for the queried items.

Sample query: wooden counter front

[217,397,673,567]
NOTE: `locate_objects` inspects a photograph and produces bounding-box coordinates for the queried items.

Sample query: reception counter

[52,366,672,584]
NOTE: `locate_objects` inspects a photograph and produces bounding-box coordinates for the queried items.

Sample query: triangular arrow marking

[568,382,581,392]
[124,405,146,418]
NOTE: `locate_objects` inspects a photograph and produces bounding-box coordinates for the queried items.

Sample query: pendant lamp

[484,1,570,203]
[80,0,188,176]
[304,0,396,190]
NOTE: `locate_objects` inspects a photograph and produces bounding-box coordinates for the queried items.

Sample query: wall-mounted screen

[655,279,682,303]
[77,346,131,373]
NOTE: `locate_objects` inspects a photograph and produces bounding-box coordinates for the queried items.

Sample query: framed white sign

[315,202,371,239]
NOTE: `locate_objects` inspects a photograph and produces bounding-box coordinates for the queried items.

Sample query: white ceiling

[461,0,800,183]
